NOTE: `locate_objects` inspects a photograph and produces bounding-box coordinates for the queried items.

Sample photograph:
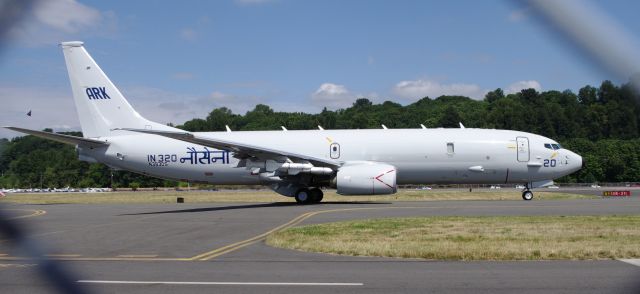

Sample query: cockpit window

[544,143,562,150]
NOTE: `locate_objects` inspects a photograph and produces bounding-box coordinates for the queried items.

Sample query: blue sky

[1,0,640,138]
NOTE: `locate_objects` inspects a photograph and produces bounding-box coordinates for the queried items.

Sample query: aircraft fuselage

[84,128,581,186]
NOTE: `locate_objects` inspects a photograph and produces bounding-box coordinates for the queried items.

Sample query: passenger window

[447,142,454,154]
[544,143,552,149]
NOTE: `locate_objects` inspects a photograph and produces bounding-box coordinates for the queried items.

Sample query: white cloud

[0,85,79,139]
[311,83,357,109]
[33,0,101,33]
[117,87,268,124]
[200,91,265,114]
[508,7,530,23]
[9,0,117,47]
[179,28,197,41]
[0,82,281,138]
[392,79,486,100]
[120,86,208,124]
[506,80,542,94]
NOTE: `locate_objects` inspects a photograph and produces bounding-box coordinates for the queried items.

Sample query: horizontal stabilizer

[3,126,108,148]
[118,128,340,168]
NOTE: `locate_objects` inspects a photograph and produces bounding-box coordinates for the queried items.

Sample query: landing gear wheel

[522,190,534,201]
[310,188,323,203]
[295,188,312,204]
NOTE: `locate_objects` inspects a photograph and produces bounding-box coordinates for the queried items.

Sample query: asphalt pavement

[0,197,639,293]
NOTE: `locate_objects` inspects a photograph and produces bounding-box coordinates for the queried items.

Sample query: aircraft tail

[60,41,179,138]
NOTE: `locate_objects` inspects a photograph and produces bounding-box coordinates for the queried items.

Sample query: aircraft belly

[395,162,510,185]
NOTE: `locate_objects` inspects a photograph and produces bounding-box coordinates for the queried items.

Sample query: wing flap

[3,127,109,148]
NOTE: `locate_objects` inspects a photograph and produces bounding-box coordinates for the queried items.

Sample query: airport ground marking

[0,263,37,269]
[189,209,317,260]
[191,202,640,261]
[0,209,48,243]
[117,254,158,258]
[45,254,82,258]
[77,280,364,286]
[3,202,639,262]
[619,259,640,267]
[193,206,428,261]
[0,256,191,262]
[4,209,47,220]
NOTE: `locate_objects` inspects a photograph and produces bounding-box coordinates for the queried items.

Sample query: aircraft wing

[119,128,341,168]
[3,126,109,148]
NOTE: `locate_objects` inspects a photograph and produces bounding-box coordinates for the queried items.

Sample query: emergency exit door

[516,137,529,162]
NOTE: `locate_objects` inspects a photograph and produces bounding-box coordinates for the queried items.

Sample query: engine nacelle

[334,162,397,195]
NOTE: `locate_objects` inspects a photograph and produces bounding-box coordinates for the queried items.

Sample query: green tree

[578,85,597,105]
[484,88,504,103]
[438,106,462,128]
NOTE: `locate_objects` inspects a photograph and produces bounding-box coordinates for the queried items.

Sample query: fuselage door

[516,136,529,162]
[330,143,340,159]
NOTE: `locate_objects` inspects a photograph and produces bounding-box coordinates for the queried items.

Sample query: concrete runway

[1,198,639,293]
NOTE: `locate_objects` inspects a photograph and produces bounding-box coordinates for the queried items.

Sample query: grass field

[266,215,640,260]
[0,189,595,204]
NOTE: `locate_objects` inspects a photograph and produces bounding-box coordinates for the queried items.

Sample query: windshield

[545,143,562,150]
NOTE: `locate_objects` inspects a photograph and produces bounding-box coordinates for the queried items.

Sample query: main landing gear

[521,184,533,201]
[294,187,324,205]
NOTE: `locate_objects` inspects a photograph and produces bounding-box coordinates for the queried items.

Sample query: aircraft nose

[568,150,583,172]
[560,149,582,174]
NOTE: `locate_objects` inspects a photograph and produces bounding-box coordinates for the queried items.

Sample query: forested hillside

[1,80,639,188]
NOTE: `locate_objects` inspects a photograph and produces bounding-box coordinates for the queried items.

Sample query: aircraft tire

[522,191,534,201]
[295,188,312,204]
[310,188,323,203]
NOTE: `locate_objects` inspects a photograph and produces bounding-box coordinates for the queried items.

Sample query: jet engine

[333,162,397,195]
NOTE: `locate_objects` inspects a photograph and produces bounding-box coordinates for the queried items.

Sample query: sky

[1,0,640,139]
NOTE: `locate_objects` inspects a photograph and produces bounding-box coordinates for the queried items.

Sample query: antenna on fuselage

[459,122,465,129]
[281,126,288,131]
[318,125,324,130]
[225,125,232,132]
[381,124,388,130]
[420,124,427,129]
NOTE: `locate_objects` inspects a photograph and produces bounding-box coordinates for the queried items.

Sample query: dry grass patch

[266,215,640,260]
[0,189,594,204]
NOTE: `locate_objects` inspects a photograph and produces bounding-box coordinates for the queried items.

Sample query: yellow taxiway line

[5,209,47,220]
[3,203,638,262]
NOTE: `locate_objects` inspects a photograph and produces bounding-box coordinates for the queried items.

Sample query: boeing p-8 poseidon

[4,42,583,204]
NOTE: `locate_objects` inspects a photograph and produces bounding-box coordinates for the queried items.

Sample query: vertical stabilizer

[60,41,179,138]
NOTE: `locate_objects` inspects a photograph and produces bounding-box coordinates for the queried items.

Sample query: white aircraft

[3,42,583,204]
